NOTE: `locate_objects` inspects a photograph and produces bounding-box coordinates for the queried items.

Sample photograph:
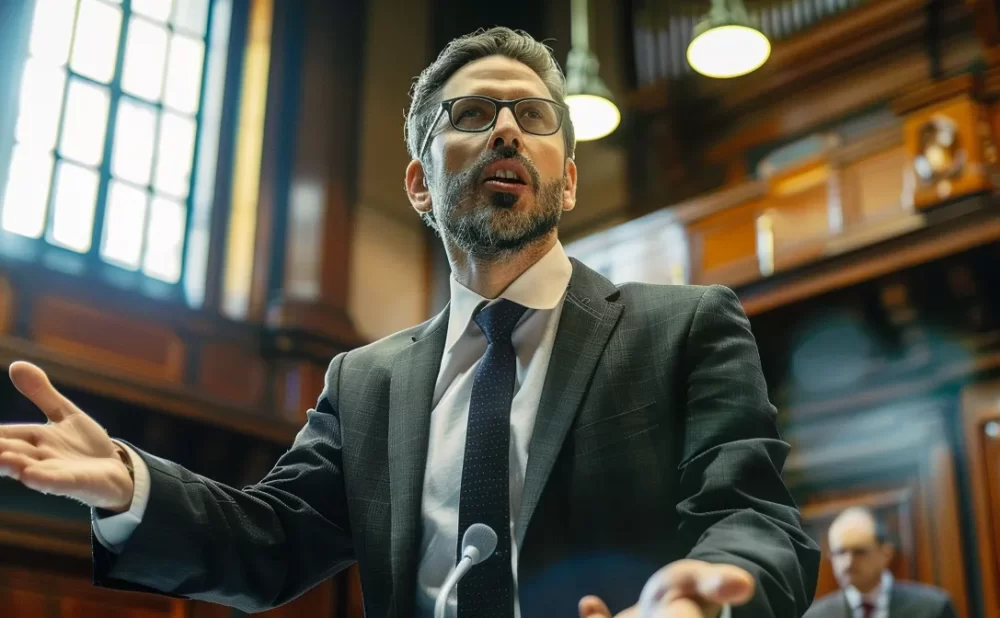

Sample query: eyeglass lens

[450,97,561,135]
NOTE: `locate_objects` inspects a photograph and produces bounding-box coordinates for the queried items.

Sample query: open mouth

[483,169,526,188]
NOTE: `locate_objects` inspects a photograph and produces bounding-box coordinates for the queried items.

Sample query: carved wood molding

[0,334,300,443]
[739,197,1000,315]
[960,380,1000,618]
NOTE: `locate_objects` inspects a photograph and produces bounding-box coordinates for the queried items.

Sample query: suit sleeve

[91,353,355,613]
[677,284,821,618]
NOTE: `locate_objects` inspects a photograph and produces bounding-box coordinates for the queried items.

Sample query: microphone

[434,523,499,618]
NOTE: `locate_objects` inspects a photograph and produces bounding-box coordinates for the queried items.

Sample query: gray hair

[404,27,577,164]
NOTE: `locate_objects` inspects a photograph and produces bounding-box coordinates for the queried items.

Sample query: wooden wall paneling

[0,274,11,335]
[0,566,187,618]
[687,200,763,286]
[257,578,337,618]
[273,356,329,425]
[763,162,836,273]
[739,197,1000,315]
[0,510,90,560]
[341,565,365,618]
[197,341,268,408]
[31,298,186,384]
[970,0,1000,50]
[840,147,912,227]
[927,440,970,618]
[264,0,363,349]
[0,331,300,443]
[960,380,1000,618]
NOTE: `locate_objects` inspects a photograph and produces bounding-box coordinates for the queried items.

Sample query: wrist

[106,443,135,514]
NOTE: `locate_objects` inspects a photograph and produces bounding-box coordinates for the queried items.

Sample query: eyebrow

[458,85,548,100]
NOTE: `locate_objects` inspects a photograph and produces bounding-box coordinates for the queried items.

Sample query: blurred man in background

[805,507,955,618]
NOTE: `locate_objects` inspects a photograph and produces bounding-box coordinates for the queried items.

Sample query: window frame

[0,0,240,307]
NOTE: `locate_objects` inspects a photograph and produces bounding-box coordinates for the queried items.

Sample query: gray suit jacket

[92,259,820,617]
[805,582,957,618]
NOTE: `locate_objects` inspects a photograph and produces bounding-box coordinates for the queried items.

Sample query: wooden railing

[567,71,1000,315]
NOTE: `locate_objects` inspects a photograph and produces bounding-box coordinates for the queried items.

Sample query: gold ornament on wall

[912,115,966,194]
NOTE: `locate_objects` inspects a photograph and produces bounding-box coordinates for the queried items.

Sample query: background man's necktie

[456,299,528,618]
[861,600,875,618]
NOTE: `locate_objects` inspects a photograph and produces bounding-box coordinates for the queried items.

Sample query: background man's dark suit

[805,581,957,618]
[91,259,821,617]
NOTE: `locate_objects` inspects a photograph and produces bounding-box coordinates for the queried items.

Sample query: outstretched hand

[579,560,755,618]
[0,361,134,512]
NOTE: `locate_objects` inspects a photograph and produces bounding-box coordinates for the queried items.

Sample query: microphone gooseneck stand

[434,523,498,618]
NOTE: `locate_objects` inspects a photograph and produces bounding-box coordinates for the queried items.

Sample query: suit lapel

[388,307,449,616]
[887,586,904,617]
[515,259,623,543]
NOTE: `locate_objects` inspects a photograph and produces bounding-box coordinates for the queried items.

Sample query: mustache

[470,146,541,191]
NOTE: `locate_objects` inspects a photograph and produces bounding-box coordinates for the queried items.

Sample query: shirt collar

[844,570,894,610]
[444,241,573,352]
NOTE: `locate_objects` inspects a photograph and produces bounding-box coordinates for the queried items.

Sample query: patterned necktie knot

[474,299,528,344]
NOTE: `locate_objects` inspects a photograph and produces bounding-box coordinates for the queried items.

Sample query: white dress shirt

[414,241,572,618]
[844,570,893,618]
[94,240,731,618]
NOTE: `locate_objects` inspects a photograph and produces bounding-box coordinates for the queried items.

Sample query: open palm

[0,361,133,511]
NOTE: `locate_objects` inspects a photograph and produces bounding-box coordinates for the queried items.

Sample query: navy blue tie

[457,299,528,618]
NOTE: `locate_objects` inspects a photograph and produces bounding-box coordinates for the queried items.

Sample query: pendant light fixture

[565,0,620,141]
[687,0,771,79]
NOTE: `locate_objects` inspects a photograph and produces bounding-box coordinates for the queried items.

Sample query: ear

[562,157,578,212]
[406,159,433,217]
[880,543,895,567]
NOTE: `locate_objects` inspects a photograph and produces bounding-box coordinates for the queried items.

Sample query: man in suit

[0,27,819,618]
[805,508,956,618]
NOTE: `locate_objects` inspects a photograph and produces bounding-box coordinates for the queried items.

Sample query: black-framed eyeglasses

[418,95,569,158]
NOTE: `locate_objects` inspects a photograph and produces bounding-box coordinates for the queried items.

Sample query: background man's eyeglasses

[419,96,568,158]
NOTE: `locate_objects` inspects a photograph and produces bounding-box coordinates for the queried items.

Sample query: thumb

[8,361,78,423]
[695,564,755,605]
[579,595,613,618]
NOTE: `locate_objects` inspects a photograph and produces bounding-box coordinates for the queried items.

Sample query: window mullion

[41,0,84,243]
[179,0,217,293]
[87,0,133,264]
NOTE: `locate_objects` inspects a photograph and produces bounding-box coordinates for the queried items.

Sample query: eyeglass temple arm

[418,106,446,160]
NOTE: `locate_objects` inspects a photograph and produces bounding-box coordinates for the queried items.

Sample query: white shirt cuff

[719,604,731,618]
[91,442,151,553]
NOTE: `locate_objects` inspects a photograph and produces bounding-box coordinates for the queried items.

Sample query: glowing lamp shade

[566,93,620,142]
[687,24,770,79]
[564,46,620,142]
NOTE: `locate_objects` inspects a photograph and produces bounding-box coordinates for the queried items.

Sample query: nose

[488,106,522,152]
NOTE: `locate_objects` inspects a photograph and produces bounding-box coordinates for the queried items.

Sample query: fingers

[579,595,613,618]
[0,451,36,480]
[639,560,755,618]
[0,424,43,445]
[8,361,78,423]
[661,598,703,618]
[0,437,50,460]
[693,564,754,605]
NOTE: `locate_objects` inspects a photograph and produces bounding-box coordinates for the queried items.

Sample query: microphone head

[461,523,498,565]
